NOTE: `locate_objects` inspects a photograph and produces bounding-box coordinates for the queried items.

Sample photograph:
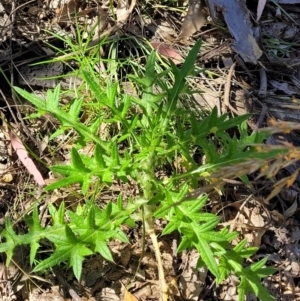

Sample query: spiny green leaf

[87,206,96,229]
[194,239,219,278]
[45,174,84,191]
[233,239,248,252]
[90,116,103,135]
[254,267,277,278]
[199,231,233,242]
[70,245,93,280]
[47,85,60,111]
[94,144,106,168]
[69,98,83,121]
[197,218,220,233]
[14,86,47,110]
[33,248,72,272]
[103,202,112,221]
[71,148,90,172]
[65,225,78,244]
[30,241,40,266]
[106,83,118,107]
[245,273,276,301]
[250,257,268,272]
[162,219,180,235]
[95,240,114,262]
[82,71,103,99]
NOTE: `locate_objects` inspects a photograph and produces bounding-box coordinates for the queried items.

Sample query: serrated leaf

[103,202,112,221]
[34,248,72,272]
[87,206,96,229]
[144,51,157,87]
[47,85,60,111]
[111,143,120,166]
[0,235,15,252]
[69,98,83,121]
[239,247,258,258]
[45,174,84,191]
[194,238,219,278]
[95,240,114,262]
[228,258,243,273]
[177,236,191,253]
[114,230,129,243]
[197,217,220,232]
[94,144,106,168]
[246,273,276,301]
[71,148,90,172]
[90,116,103,135]
[250,257,268,272]
[57,202,66,224]
[65,225,78,244]
[81,177,91,195]
[199,231,231,242]
[14,87,47,110]
[30,241,40,266]
[233,239,248,252]
[254,267,277,278]
[25,206,43,231]
[174,206,185,220]
[102,170,113,184]
[50,164,76,176]
[82,71,103,99]
[70,252,84,281]
[162,219,180,235]
[70,245,93,280]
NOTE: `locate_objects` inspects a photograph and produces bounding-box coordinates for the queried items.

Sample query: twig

[258,67,267,99]
[234,54,254,81]
[143,204,168,301]
[146,223,168,301]
[223,62,240,115]
[254,103,268,130]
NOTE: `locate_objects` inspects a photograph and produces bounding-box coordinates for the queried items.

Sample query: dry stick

[255,103,268,130]
[145,221,168,301]
[223,62,240,115]
[258,67,267,99]
[234,54,254,81]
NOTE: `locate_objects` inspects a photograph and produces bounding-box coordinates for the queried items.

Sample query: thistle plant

[1,40,284,301]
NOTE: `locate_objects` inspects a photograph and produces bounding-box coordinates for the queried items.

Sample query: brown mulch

[1,0,300,300]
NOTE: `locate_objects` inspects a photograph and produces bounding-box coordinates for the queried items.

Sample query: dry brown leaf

[56,0,79,26]
[151,42,183,65]
[178,250,206,300]
[283,199,298,219]
[116,0,128,22]
[178,0,207,40]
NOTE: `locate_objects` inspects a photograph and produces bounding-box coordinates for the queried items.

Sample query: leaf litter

[1,0,300,300]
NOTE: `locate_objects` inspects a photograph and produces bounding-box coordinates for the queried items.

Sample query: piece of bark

[205,0,263,63]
